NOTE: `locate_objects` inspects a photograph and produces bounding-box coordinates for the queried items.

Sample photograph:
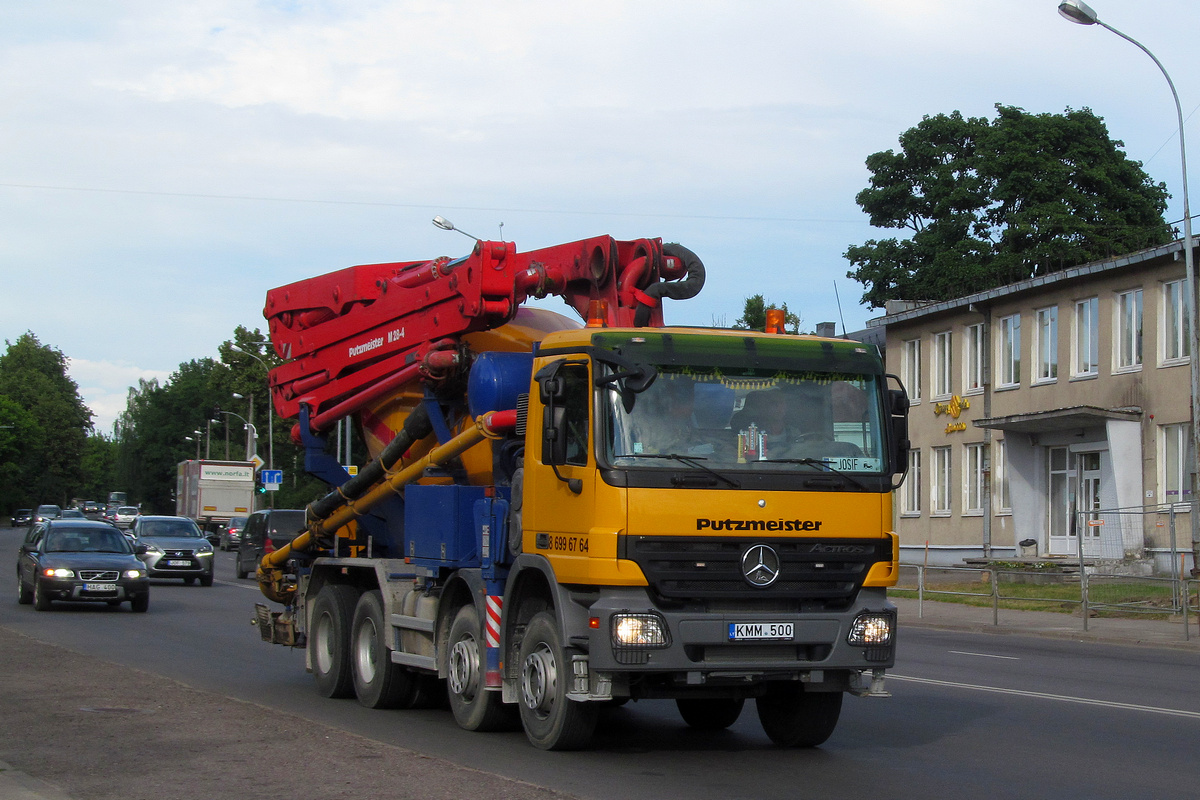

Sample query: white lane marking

[890,674,1200,720]
[948,650,1020,660]
[217,579,261,590]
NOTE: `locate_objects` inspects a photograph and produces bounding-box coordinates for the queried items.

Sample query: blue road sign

[261,469,284,485]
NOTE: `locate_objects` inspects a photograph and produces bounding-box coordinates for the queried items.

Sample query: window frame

[1159,422,1193,509]
[1072,296,1099,378]
[994,438,1011,514]
[932,330,953,400]
[997,313,1021,389]
[963,442,985,516]
[901,449,921,516]
[902,338,922,404]
[1161,278,1190,366]
[931,445,951,516]
[964,322,985,395]
[1114,288,1143,373]
[1034,305,1058,384]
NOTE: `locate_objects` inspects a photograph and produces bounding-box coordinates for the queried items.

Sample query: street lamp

[232,391,255,462]
[184,435,199,460]
[1059,0,1200,575]
[230,344,274,472]
[216,410,257,460]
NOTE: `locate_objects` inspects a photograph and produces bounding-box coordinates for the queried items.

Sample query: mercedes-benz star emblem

[741,544,781,587]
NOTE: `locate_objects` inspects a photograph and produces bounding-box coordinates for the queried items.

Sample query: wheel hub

[448,636,479,699]
[521,643,557,717]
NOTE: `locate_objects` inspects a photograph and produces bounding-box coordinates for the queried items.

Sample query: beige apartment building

[871,240,1195,573]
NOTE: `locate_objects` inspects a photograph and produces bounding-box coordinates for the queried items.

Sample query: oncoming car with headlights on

[17,519,150,612]
[130,515,215,586]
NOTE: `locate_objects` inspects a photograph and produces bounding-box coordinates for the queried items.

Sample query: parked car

[11,509,32,527]
[111,506,140,528]
[16,519,150,612]
[34,504,62,522]
[236,509,306,579]
[218,516,249,551]
[130,515,215,586]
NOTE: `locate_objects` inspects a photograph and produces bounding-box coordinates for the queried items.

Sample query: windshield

[603,365,887,475]
[138,518,203,537]
[46,528,133,553]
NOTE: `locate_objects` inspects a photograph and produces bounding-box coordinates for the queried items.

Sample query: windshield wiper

[758,458,868,490]
[625,453,740,488]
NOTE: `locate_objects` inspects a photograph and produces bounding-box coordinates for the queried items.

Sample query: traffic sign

[251,454,265,471]
[261,469,284,485]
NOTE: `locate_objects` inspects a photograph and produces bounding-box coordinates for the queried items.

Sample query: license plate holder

[166,560,191,567]
[728,622,794,641]
[83,583,118,593]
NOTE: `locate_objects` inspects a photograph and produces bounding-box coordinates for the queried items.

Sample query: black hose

[634,243,706,327]
[307,404,433,521]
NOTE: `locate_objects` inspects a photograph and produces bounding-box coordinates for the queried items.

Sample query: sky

[3,0,1199,434]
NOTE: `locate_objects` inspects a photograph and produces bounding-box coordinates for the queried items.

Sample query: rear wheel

[755,683,842,747]
[517,611,597,750]
[235,553,249,580]
[310,585,359,698]
[350,590,413,708]
[33,578,52,611]
[676,697,745,730]
[447,604,513,731]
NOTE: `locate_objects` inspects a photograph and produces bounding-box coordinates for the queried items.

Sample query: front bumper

[39,577,150,603]
[142,552,214,578]
[580,587,896,679]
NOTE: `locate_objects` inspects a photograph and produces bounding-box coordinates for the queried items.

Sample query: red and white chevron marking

[485,595,502,648]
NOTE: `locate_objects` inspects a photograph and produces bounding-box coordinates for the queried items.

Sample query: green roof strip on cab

[589,329,883,374]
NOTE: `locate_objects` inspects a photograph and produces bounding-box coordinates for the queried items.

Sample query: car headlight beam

[611,613,669,647]
[43,567,75,578]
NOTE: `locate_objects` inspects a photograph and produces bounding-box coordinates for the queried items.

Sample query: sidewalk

[892,595,1200,651]
[3,600,1198,800]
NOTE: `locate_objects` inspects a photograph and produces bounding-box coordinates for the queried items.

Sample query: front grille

[623,536,890,603]
[79,570,119,581]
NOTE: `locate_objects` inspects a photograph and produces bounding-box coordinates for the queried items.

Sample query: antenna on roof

[833,281,847,337]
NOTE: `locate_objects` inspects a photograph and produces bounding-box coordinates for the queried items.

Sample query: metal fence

[895,564,1200,642]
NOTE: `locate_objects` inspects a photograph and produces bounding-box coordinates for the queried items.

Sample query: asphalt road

[3,525,1200,800]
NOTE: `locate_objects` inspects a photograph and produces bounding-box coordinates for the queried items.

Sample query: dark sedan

[17,520,150,612]
[11,509,32,527]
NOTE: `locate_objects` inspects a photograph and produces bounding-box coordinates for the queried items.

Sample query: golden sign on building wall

[934,395,970,434]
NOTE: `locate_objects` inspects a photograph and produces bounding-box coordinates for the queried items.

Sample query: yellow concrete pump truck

[252,226,909,749]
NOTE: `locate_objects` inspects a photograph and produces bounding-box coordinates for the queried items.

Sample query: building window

[994,438,1011,513]
[1162,279,1191,365]
[1160,422,1193,507]
[1073,297,1099,377]
[932,330,952,399]
[1114,288,1143,371]
[901,449,921,515]
[998,314,1021,388]
[902,338,922,403]
[932,446,951,515]
[964,443,985,515]
[964,323,985,394]
[1034,305,1058,383]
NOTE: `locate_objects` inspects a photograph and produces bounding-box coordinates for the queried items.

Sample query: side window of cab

[560,363,590,466]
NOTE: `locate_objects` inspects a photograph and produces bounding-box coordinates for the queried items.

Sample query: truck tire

[517,611,598,750]
[310,584,359,698]
[676,697,745,730]
[447,604,514,731]
[351,590,413,709]
[755,683,842,747]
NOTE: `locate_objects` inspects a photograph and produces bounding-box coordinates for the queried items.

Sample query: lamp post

[1059,0,1200,575]
[217,410,257,460]
[185,435,199,460]
[232,392,255,462]
[230,344,274,472]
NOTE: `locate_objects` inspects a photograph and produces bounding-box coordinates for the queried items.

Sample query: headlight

[124,569,146,579]
[612,613,669,647]
[196,549,213,557]
[43,568,74,578]
[847,613,893,646]
[143,543,162,554]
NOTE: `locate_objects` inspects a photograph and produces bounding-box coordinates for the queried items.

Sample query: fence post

[1077,513,1089,632]
[991,568,999,627]
[917,565,924,619]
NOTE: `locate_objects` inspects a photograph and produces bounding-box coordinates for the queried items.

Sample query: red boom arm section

[265,235,683,433]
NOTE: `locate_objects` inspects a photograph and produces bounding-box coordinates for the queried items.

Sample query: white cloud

[67,357,171,435]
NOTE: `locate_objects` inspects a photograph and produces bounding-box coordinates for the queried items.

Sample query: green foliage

[732,294,801,334]
[0,333,93,509]
[845,105,1173,308]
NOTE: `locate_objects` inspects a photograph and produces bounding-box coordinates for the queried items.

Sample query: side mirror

[885,378,911,478]
[135,544,149,555]
[536,362,569,466]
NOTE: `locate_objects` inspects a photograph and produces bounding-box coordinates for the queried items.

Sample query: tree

[733,294,801,334]
[845,105,1173,308]
[0,332,93,508]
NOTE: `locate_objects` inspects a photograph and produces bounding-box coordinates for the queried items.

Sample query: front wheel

[350,590,414,708]
[676,697,745,730]
[310,584,359,698]
[17,573,32,605]
[755,683,842,747]
[447,604,513,731]
[131,594,149,613]
[33,578,52,611]
[517,611,597,750]
[199,573,213,587]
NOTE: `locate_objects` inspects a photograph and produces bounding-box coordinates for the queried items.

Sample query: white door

[1077,451,1104,557]
[1047,447,1074,555]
